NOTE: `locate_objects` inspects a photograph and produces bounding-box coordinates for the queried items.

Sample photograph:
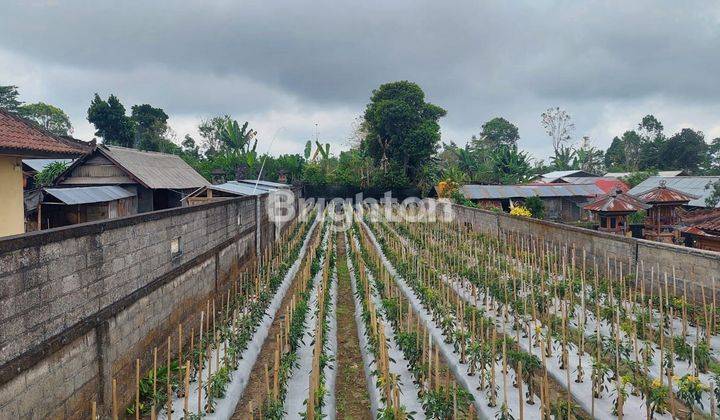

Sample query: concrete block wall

[0,192,295,418]
[453,204,720,299]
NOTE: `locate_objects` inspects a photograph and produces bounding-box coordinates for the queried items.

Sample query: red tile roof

[634,180,699,204]
[0,109,91,157]
[583,189,651,213]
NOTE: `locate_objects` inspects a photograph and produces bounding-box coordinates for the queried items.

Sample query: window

[171,236,183,258]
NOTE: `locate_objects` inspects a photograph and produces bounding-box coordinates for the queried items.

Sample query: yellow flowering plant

[509,205,532,217]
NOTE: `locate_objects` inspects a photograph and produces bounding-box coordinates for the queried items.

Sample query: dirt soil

[334,234,372,419]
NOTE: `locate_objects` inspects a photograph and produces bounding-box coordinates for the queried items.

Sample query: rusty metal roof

[634,180,699,204]
[461,183,603,200]
[583,190,650,213]
[628,176,720,208]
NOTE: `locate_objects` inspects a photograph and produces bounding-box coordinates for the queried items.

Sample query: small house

[457,184,604,221]
[583,188,650,236]
[634,180,699,243]
[37,186,136,229]
[0,109,91,237]
[628,176,720,208]
[55,145,209,212]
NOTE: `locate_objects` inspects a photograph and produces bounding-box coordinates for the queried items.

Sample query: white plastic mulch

[360,219,540,420]
[159,215,320,420]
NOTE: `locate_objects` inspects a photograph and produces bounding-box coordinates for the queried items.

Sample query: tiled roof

[583,190,651,213]
[0,109,90,157]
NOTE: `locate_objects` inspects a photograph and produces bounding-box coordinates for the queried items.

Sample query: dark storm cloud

[1,0,720,157]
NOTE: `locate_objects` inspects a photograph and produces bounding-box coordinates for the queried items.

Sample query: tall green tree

[637,115,666,170]
[620,130,642,171]
[362,81,446,183]
[131,104,170,151]
[660,128,708,173]
[0,85,22,113]
[198,115,232,157]
[19,102,73,136]
[604,136,626,170]
[471,117,519,150]
[87,94,136,147]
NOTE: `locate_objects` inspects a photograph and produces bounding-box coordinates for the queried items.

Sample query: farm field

[103,204,720,420]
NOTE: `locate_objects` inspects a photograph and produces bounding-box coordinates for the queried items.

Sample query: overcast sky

[2,0,720,161]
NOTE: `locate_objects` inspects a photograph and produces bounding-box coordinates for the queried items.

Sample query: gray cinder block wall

[452,204,720,301]
[0,193,295,418]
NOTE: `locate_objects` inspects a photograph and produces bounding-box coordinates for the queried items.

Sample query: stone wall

[0,193,293,418]
[453,204,720,299]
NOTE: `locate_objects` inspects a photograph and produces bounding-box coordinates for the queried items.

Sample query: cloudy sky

[2,0,720,161]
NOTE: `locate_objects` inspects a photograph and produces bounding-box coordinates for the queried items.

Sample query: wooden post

[135,359,140,420]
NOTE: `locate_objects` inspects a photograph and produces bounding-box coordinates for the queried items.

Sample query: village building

[634,180,699,243]
[456,183,603,221]
[182,179,297,206]
[679,208,720,252]
[628,176,720,208]
[533,169,598,183]
[541,175,630,194]
[0,109,90,237]
[54,145,209,213]
[583,188,650,236]
[605,170,687,178]
[37,185,137,228]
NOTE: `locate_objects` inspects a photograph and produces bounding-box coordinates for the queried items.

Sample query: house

[182,179,298,207]
[544,176,630,194]
[457,184,603,221]
[583,189,650,236]
[679,208,720,252]
[634,180,699,244]
[605,170,688,178]
[534,170,599,183]
[628,176,720,208]
[0,109,91,237]
[37,186,137,229]
[55,145,209,212]
[183,181,277,206]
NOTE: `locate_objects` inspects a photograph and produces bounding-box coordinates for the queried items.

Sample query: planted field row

[88,208,320,419]
[374,205,720,419]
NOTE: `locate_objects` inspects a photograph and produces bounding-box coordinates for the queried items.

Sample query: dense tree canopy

[19,102,73,136]
[0,85,22,113]
[87,94,136,147]
[362,81,446,184]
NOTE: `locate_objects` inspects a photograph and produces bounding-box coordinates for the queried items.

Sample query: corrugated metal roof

[628,176,720,208]
[22,158,73,172]
[605,170,686,178]
[461,184,603,200]
[634,182,699,204]
[211,181,274,196]
[43,186,135,205]
[539,170,597,182]
[238,179,290,189]
[102,145,210,190]
[584,191,650,212]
